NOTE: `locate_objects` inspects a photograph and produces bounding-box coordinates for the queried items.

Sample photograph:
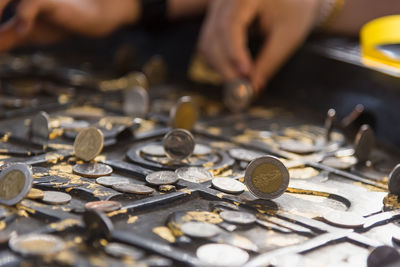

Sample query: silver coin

[196,243,249,267]
[112,183,154,195]
[141,144,165,157]
[31,111,50,139]
[105,242,145,260]
[42,191,71,205]
[123,86,149,118]
[85,200,122,212]
[146,171,179,185]
[388,164,400,195]
[193,144,212,156]
[73,163,113,178]
[212,177,245,194]
[228,148,264,162]
[367,245,400,267]
[223,79,254,113]
[244,156,290,200]
[9,234,65,256]
[279,140,317,154]
[323,211,366,228]
[59,120,90,130]
[0,163,33,206]
[219,211,256,225]
[175,167,214,183]
[181,221,221,238]
[169,96,198,131]
[321,156,358,170]
[96,176,131,187]
[162,129,195,161]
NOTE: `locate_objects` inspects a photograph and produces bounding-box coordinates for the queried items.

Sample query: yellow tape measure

[361,15,400,72]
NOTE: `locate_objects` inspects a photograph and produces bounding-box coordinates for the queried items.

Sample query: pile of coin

[162,129,195,161]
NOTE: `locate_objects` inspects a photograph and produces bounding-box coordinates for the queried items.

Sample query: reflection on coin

[279,140,317,154]
[196,243,249,267]
[85,200,122,212]
[123,86,149,118]
[244,156,290,200]
[223,79,254,113]
[96,176,131,188]
[219,211,256,225]
[354,124,375,163]
[31,111,50,139]
[42,191,71,205]
[193,144,212,156]
[181,221,221,238]
[212,178,245,194]
[169,96,198,131]
[323,211,365,228]
[26,188,44,200]
[163,129,195,161]
[175,167,214,183]
[228,148,264,162]
[146,171,179,185]
[105,242,145,260]
[321,156,358,170]
[73,127,104,161]
[0,163,33,206]
[73,163,113,178]
[388,164,400,195]
[367,246,400,267]
[9,234,65,256]
[141,144,165,157]
[112,183,154,195]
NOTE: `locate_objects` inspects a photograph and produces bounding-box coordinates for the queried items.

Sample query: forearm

[326,0,400,35]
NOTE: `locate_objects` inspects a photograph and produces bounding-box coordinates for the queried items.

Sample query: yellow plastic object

[361,15,400,72]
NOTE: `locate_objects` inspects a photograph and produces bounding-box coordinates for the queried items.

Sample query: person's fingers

[0,0,13,21]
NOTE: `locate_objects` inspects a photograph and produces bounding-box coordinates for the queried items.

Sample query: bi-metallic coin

[74,127,104,161]
[0,163,33,206]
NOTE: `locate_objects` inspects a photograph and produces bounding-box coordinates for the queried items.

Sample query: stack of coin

[169,96,198,131]
[162,129,195,161]
[0,163,33,206]
[123,86,149,118]
[31,111,50,140]
[73,127,104,161]
[223,79,254,113]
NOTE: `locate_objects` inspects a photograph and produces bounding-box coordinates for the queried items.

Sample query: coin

[175,167,214,183]
[9,234,65,256]
[73,127,104,161]
[367,246,400,267]
[26,188,44,200]
[96,176,131,187]
[143,55,167,85]
[223,79,254,113]
[388,164,400,195]
[123,86,149,118]
[212,177,245,194]
[219,211,256,225]
[279,140,317,154]
[228,148,264,162]
[322,211,366,228]
[105,242,145,260]
[196,243,249,267]
[289,167,319,179]
[181,221,221,238]
[162,129,195,161]
[146,171,179,185]
[0,163,33,206]
[140,144,165,157]
[112,183,154,195]
[83,209,113,241]
[193,144,212,156]
[85,200,122,212]
[31,111,50,139]
[354,124,375,163]
[42,191,71,205]
[244,156,290,200]
[73,163,113,178]
[169,96,198,131]
[321,156,358,170]
[59,120,90,130]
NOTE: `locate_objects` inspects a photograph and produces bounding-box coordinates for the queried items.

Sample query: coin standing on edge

[42,191,72,205]
[123,86,149,118]
[212,177,245,194]
[0,163,33,206]
[354,124,375,163]
[73,163,113,178]
[181,221,221,238]
[175,167,214,183]
[85,200,122,212]
[169,96,198,131]
[196,243,249,267]
[146,171,179,185]
[9,234,65,256]
[74,127,104,161]
[223,79,254,113]
[162,129,195,161]
[112,183,154,195]
[31,111,50,139]
[244,156,290,200]
[219,211,256,225]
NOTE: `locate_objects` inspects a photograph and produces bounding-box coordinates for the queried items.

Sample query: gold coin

[74,127,104,161]
[170,96,198,131]
[26,188,44,200]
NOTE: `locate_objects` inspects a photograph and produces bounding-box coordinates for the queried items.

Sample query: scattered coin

[42,191,71,205]
[141,144,165,157]
[96,176,131,188]
[279,140,317,154]
[193,144,212,156]
[112,183,154,195]
[123,86,149,118]
[73,127,104,161]
[105,242,145,260]
[162,129,195,161]
[321,156,358,170]
[73,163,113,178]
[388,164,400,195]
[354,124,375,163]
[367,245,400,267]
[85,200,122,212]
[288,167,319,179]
[322,211,366,228]
[196,243,249,267]
[169,96,198,131]
[0,163,33,206]
[175,167,214,183]
[146,171,179,185]
[31,111,50,139]
[181,221,221,238]
[228,148,264,162]
[26,188,44,200]
[223,79,254,113]
[244,156,290,200]
[219,211,256,225]
[212,177,245,194]
[9,234,65,257]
